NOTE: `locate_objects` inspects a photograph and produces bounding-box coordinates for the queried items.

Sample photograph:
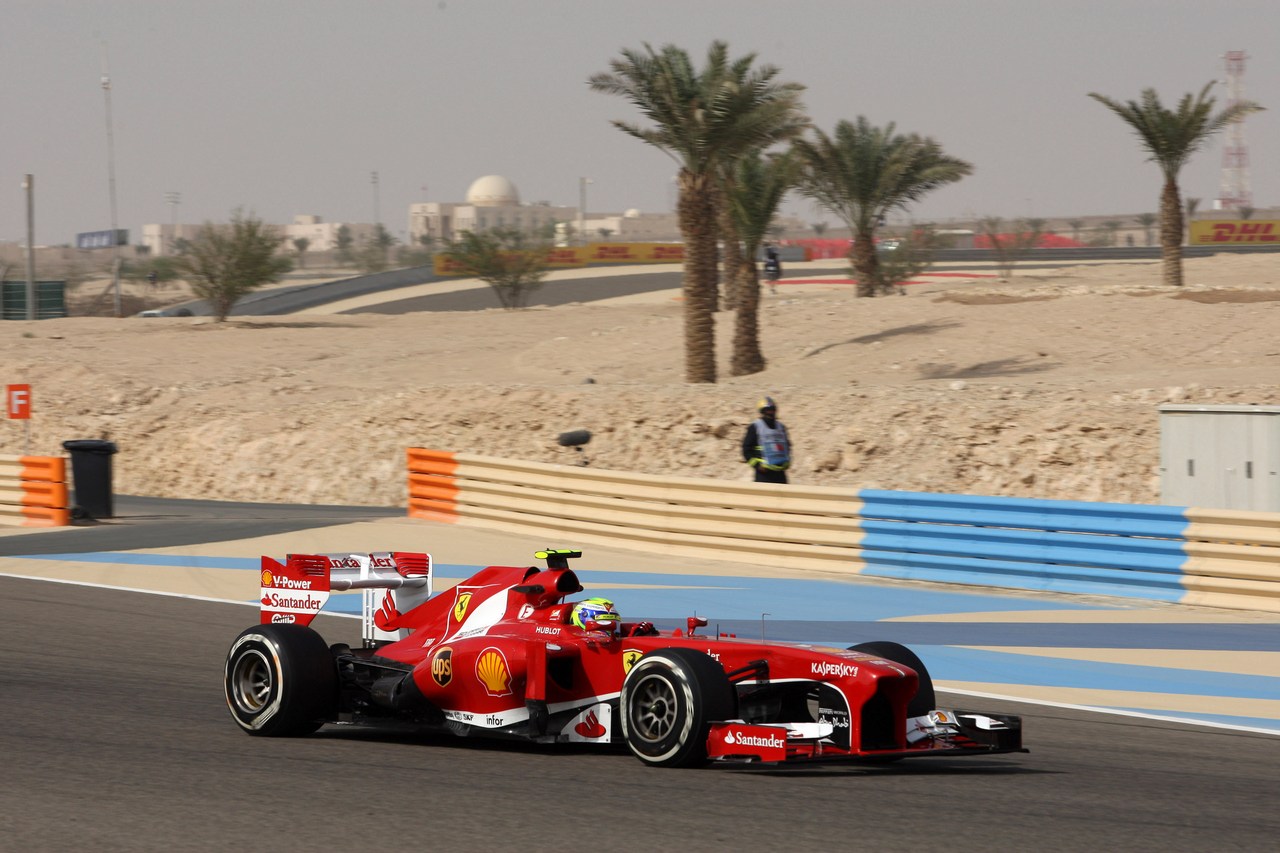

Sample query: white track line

[5,570,1274,736]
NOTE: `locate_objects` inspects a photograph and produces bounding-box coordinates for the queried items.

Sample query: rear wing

[260,551,432,644]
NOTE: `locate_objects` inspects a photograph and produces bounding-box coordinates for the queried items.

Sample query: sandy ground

[3,253,1277,508]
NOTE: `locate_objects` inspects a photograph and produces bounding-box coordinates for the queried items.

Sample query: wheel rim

[231,649,273,713]
[631,673,678,743]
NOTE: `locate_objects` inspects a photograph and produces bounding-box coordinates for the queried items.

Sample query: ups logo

[431,647,453,687]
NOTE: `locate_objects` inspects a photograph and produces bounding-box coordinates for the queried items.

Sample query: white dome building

[409,175,574,245]
[465,175,521,207]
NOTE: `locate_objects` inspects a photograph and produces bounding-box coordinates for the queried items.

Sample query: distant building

[565,208,682,245]
[408,175,578,245]
[141,215,379,257]
[133,172,817,260]
[281,216,380,251]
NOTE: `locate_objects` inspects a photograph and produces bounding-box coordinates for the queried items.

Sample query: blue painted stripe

[14,552,261,570]
[11,552,1105,620]
[11,552,481,578]
[912,645,1280,700]
[1109,708,1280,733]
[678,620,1280,651]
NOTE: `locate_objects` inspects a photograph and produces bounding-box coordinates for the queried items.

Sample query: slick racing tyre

[620,649,735,768]
[850,641,936,717]
[225,624,338,737]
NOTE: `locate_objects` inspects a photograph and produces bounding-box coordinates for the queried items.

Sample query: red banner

[7,384,31,419]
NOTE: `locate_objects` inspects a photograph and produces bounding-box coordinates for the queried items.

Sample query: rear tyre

[225,624,338,736]
[849,641,936,717]
[620,649,736,768]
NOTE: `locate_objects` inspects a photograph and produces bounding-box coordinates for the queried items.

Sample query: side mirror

[686,615,709,635]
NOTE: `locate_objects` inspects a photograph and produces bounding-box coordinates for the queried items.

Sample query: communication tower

[1215,50,1251,211]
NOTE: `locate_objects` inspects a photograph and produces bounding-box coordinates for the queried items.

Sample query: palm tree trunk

[679,170,718,383]
[1160,177,1184,287]
[731,259,765,375]
[851,230,878,297]
[718,200,744,312]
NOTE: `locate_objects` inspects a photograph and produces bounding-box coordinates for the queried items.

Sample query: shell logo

[475,647,512,697]
[261,569,274,587]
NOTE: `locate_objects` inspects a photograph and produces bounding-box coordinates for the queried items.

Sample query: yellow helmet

[571,597,620,631]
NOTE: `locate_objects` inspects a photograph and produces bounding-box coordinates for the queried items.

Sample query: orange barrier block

[21,506,70,527]
[407,448,458,521]
[0,454,72,527]
[21,480,69,508]
[20,455,66,483]
[408,477,461,503]
[407,448,459,477]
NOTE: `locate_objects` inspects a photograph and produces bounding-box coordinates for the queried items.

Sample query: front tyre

[225,624,338,736]
[620,649,735,768]
[850,641,936,717]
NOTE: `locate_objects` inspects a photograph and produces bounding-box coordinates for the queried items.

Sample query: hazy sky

[4,0,1278,246]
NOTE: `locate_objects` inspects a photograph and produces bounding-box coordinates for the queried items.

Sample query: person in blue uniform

[742,396,791,484]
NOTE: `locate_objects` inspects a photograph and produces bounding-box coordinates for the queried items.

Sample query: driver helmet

[571,597,620,632]
[758,396,778,413]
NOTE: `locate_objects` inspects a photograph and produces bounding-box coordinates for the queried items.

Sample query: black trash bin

[62,439,119,519]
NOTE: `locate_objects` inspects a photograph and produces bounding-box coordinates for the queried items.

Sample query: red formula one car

[225,548,1026,768]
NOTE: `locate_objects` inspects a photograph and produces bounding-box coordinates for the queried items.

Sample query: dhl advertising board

[1189,220,1280,245]
[434,243,683,276]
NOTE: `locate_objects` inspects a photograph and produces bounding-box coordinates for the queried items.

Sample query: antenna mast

[101,43,123,315]
[1215,50,1251,211]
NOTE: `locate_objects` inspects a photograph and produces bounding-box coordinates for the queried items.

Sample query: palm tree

[1134,213,1157,246]
[793,117,971,297]
[1089,84,1262,286]
[1183,197,1201,244]
[291,236,310,269]
[722,149,798,375]
[1101,219,1124,246]
[1238,205,1255,220]
[590,42,806,383]
[1067,218,1085,244]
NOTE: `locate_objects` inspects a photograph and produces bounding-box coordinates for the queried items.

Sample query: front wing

[706,710,1026,766]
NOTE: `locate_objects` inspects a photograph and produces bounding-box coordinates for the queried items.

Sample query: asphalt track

[3,498,1279,850]
[331,264,1007,314]
[4,578,1279,852]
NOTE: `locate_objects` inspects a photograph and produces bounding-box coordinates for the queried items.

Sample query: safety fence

[0,454,70,527]
[406,449,1280,613]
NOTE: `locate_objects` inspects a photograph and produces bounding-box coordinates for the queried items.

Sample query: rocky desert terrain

[3,253,1277,508]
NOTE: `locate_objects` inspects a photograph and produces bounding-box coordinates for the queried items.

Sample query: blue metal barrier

[854,490,1191,601]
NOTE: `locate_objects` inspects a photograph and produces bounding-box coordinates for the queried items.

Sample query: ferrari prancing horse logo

[622,649,644,675]
[452,591,473,623]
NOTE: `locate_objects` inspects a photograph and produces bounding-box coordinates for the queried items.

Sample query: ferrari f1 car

[225,548,1026,768]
